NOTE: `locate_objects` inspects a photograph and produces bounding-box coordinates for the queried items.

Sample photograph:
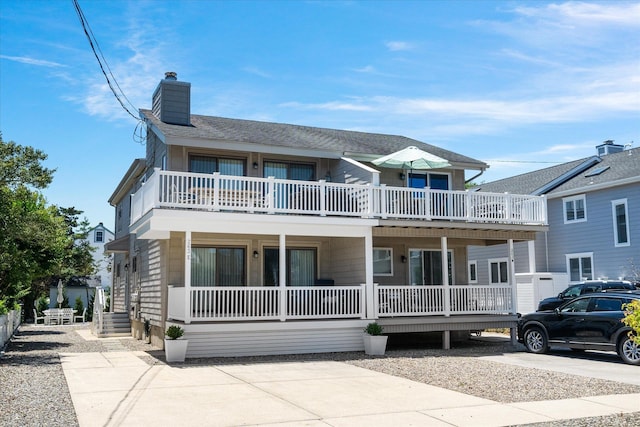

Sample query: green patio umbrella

[372,146,451,170]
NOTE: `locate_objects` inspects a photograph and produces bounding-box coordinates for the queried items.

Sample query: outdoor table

[43,308,77,325]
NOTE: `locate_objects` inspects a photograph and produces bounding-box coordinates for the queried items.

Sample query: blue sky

[1,0,638,231]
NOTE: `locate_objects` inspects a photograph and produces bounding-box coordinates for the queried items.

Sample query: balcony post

[364,231,376,318]
[212,172,221,211]
[319,180,327,216]
[508,238,517,314]
[379,184,387,219]
[279,234,287,321]
[442,236,450,316]
[267,176,276,214]
[184,230,192,324]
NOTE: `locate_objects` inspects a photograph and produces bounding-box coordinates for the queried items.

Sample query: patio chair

[74,307,87,323]
[33,309,46,325]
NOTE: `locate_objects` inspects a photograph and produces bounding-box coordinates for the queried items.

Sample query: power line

[72,0,139,121]
[484,159,564,164]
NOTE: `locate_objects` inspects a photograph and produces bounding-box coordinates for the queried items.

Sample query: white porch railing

[375,284,514,317]
[131,169,547,225]
[168,285,366,322]
[166,284,513,322]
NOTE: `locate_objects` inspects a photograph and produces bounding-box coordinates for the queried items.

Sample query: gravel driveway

[1,324,638,427]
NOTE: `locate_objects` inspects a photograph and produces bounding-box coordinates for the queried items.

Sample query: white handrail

[131,170,547,225]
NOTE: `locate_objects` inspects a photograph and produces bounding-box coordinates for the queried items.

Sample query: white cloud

[385,41,413,51]
[0,55,65,68]
[514,2,640,27]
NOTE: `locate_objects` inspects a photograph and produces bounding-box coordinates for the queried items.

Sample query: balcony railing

[168,285,366,322]
[131,169,547,225]
[375,284,513,317]
[167,284,514,322]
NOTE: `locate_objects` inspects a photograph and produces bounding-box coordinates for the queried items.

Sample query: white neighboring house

[86,222,114,290]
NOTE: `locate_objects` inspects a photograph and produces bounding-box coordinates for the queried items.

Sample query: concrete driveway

[481,346,640,386]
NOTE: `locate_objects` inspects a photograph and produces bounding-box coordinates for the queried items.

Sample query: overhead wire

[72,0,146,143]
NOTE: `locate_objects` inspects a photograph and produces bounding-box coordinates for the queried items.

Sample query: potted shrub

[363,322,388,356]
[164,325,188,362]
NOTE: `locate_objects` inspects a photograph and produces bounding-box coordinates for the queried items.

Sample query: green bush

[364,322,384,335]
[622,300,640,344]
[36,296,49,313]
[74,296,84,313]
[0,299,8,315]
[165,325,184,340]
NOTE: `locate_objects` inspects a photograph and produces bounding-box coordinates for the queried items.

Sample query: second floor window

[95,231,104,243]
[563,195,586,223]
[612,199,630,247]
[408,173,450,190]
[189,156,245,176]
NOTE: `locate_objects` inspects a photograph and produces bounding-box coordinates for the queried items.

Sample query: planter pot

[363,334,388,356]
[164,338,189,362]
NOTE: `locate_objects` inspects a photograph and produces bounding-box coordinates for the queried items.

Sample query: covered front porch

[167,283,515,323]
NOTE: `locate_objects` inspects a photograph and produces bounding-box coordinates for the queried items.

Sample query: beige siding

[138,239,164,327]
[329,237,365,285]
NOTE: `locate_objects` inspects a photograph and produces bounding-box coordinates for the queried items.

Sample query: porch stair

[95,312,131,338]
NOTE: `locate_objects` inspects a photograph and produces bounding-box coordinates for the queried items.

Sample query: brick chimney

[152,72,191,126]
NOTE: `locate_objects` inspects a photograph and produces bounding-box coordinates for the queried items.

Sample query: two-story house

[104,72,547,357]
[86,222,114,290]
[469,142,639,313]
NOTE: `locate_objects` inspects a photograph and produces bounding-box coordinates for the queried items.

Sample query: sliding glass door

[409,249,453,285]
[264,248,316,286]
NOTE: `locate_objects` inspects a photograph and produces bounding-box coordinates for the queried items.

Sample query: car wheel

[618,336,640,366]
[524,327,548,354]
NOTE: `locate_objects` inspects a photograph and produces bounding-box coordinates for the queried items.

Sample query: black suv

[537,280,636,311]
[518,291,640,365]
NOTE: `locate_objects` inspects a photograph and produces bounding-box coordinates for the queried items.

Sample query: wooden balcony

[131,169,547,226]
[167,284,515,323]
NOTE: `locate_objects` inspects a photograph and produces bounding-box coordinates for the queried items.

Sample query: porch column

[279,234,287,321]
[184,230,191,324]
[508,239,517,315]
[364,231,375,319]
[441,236,450,317]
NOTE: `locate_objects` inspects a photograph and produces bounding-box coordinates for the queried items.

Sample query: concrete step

[95,312,131,338]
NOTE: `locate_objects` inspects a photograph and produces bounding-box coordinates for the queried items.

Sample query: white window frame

[563,194,587,224]
[468,260,478,284]
[566,252,594,283]
[488,258,509,285]
[611,198,630,247]
[373,247,393,276]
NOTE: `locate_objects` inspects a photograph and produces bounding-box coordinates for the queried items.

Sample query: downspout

[465,168,485,185]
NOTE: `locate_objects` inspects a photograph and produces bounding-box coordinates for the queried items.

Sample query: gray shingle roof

[476,148,640,195]
[140,109,486,167]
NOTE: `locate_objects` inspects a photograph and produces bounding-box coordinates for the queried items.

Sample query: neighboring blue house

[469,141,639,311]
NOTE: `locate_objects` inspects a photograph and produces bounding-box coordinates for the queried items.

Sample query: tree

[0,134,96,312]
[0,132,55,189]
